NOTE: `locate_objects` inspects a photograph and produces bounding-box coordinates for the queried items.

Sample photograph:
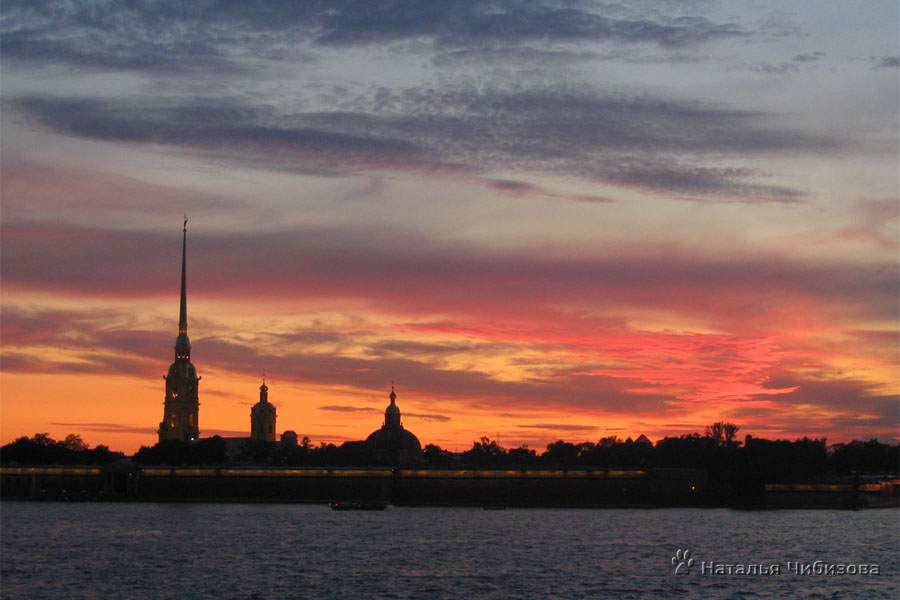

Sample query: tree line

[2,425,897,483]
[0,433,123,465]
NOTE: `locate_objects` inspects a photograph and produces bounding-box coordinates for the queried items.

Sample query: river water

[1,502,896,599]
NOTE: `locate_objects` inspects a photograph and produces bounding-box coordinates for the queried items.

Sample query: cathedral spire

[174,218,191,360]
[179,216,188,335]
[161,217,200,443]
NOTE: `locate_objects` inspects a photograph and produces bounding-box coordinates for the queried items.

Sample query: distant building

[159,220,200,443]
[365,385,422,463]
[281,430,298,447]
[635,434,652,445]
[250,380,277,442]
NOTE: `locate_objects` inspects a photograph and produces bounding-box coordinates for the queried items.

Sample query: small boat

[329,501,387,511]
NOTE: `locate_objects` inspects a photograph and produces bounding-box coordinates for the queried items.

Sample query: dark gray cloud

[1,1,251,74]
[793,51,825,63]
[7,87,830,201]
[0,1,743,74]
[8,96,423,163]
[874,56,900,69]
[316,2,743,49]
[733,51,832,75]
[487,179,541,193]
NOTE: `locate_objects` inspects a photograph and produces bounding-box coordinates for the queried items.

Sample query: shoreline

[2,465,896,509]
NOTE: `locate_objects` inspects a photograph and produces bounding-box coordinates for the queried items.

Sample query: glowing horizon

[1,1,897,454]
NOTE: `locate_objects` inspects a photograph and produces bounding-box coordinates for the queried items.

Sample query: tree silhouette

[542,440,582,466]
[423,443,453,466]
[705,422,740,447]
[63,434,89,452]
[461,437,507,466]
[1,433,122,465]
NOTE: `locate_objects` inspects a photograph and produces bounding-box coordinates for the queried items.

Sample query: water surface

[1,502,896,599]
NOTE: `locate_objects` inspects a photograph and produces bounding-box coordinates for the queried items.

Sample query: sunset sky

[2,1,898,454]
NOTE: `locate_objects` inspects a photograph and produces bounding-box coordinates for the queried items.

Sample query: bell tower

[159,218,201,442]
[250,378,277,442]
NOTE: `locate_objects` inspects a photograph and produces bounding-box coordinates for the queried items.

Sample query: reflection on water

[1,502,897,599]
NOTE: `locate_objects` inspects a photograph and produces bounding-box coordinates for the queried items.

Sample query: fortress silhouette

[158,221,422,462]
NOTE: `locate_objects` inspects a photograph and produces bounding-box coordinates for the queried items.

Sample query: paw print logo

[672,549,694,574]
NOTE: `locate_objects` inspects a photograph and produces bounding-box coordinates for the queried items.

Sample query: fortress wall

[1,466,691,505]
[137,467,393,502]
[1,467,102,500]
[3,467,892,507]
[762,483,859,509]
[392,469,653,506]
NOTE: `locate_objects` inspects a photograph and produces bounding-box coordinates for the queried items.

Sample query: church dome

[364,386,422,454]
[365,426,421,452]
